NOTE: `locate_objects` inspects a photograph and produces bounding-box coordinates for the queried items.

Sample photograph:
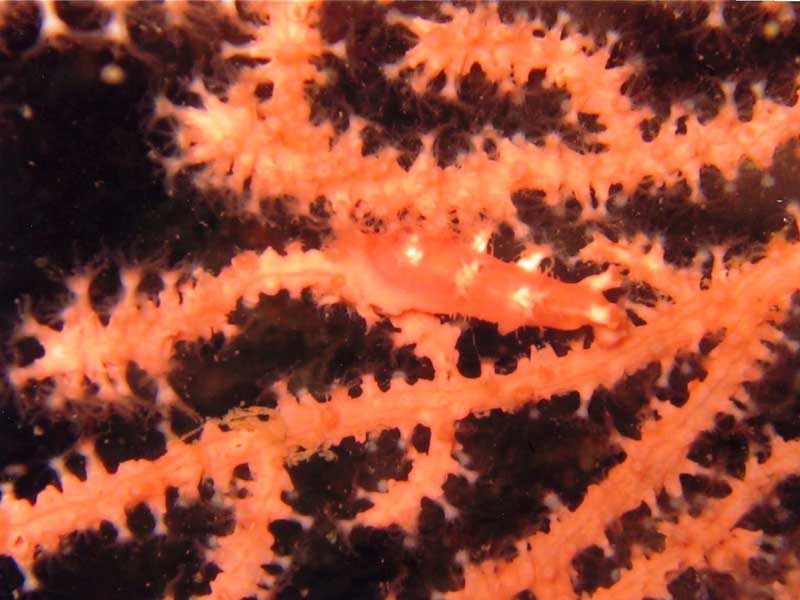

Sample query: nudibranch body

[2,2,800,600]
[338,229,626,335]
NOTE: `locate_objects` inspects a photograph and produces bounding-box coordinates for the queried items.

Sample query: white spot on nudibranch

[512,286,547,312]
[589,304,611,324]
[404,237,424,265]
[512,287,532,310]
[472,232,490,253]
[455,261,480,293]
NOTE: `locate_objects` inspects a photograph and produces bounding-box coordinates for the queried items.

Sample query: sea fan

[1,2,800,599]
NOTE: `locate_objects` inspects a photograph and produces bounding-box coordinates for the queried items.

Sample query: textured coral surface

[2,1,800,599]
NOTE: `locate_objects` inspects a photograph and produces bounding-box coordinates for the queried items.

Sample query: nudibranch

[337,228,626,337]
[1,2,800,600]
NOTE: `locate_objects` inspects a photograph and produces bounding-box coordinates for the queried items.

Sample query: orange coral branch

[593,438,800,600]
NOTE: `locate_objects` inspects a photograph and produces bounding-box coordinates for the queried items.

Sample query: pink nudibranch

[337,229,628,341]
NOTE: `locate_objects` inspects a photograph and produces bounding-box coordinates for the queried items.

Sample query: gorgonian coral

[1,2,800,599]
